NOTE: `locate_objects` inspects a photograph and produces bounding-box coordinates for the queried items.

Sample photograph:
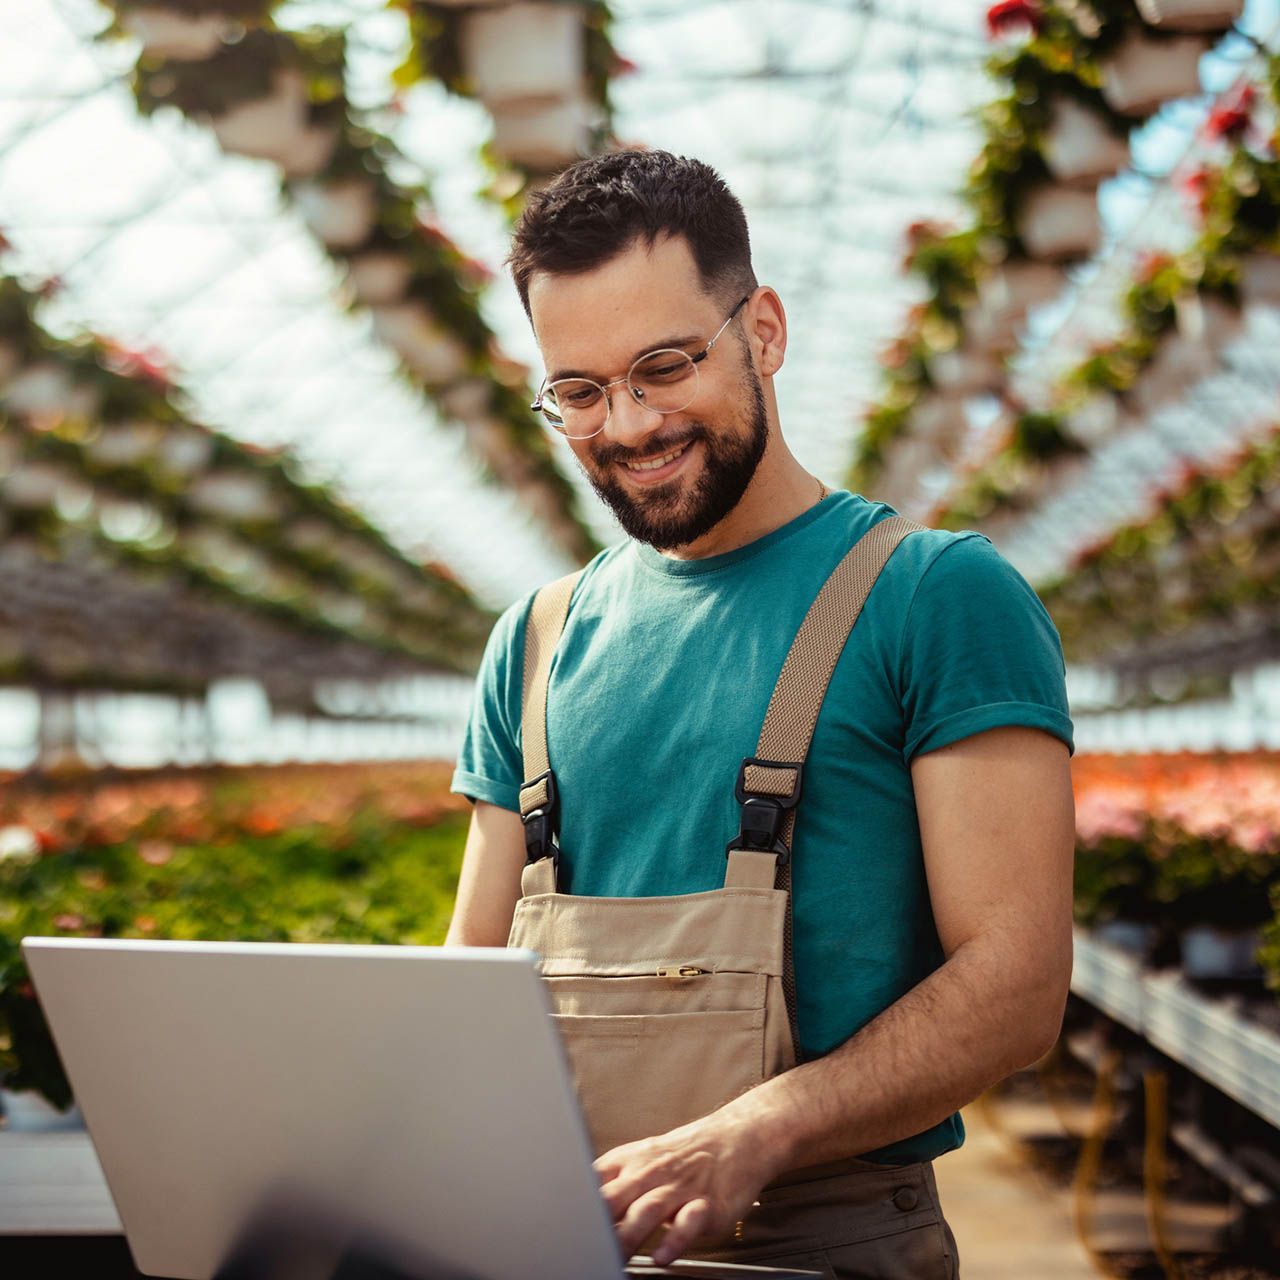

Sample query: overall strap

[724,513,932,1059]
[518,568,583,895]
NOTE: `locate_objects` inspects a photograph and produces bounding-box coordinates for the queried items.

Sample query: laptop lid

[22,937,629,1280]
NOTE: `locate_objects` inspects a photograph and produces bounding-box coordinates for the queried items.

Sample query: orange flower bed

[0,760,468,855]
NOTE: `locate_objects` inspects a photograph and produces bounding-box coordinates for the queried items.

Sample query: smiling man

[446,150,1077,1279]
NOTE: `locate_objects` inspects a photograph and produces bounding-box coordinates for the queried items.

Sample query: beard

[580,366,770,551]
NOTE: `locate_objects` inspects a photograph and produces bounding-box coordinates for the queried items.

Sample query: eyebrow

[548,334,703,385]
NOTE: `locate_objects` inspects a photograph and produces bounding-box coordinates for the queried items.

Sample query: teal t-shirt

[451,489,1074,1166]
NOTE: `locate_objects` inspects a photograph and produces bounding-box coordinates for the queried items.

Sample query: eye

[634,352,693,383]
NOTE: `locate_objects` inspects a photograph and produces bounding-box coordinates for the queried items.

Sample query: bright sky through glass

[3,0,1278,610]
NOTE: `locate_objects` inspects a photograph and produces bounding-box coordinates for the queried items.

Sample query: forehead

[528,233,717,377]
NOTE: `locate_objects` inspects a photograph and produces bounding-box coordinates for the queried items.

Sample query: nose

[602,380,665,451]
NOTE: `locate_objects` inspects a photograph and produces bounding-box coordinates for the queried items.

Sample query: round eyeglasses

[530,295,751,440]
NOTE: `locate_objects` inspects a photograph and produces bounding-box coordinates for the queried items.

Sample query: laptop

[22,938,821,1280]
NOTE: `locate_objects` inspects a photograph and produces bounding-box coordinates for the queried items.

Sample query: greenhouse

[3,1,1280,1277]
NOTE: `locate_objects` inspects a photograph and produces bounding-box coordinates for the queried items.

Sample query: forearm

[721,932,1067,1173]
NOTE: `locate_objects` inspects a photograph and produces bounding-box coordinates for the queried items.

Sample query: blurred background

[2,0,1280,1275]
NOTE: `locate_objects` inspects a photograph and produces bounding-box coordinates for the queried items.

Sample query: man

[446,150,1076,1277]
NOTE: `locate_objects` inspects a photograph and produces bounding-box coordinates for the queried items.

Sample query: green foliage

[0,811,469,1107]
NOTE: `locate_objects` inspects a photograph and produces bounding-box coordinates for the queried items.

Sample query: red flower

[1179,165,1216,220]
[415,212,456,253]
[100,337,176,390]
[1206,83,1255,142]
[610,53,640,76]
[1133,248,1176,284]
[986,0,1042,38]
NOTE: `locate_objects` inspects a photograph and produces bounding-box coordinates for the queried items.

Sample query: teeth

[624,443,688,472]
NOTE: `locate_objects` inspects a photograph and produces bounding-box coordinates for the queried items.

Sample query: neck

[653,456,829,561]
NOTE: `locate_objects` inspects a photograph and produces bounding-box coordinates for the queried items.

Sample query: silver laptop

[22,937,821,1280]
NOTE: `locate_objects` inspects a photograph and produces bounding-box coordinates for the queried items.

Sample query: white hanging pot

[345,251,414,307]
[294,177,377,250]
[1017,452,1089,506]
[119,7,229,60]
[1041,96,1131,188]
[278,122,340,180]
[3,362,101,419]
[284,517,336,555]
[1238,252,1280,312]
[911,395,969,459]
[875,434,933,506]
[489,95,593,171]
[437,376,495,423]
[1134,0,1244,32]
[187,471,283,522]
[1173,290,1242,354]
[928,342,1005,396]
[1128,331,1214,416]
[1066,394,1121,447]
[1099,32,1209,117]
[84,420,163,468]
[2,461,86,511]
[369,302,472,386]
[158,428,215,476]
[209,66,310,164]
[1016,185,1102,262]
[460,3,585,108]
[977,259,1065,318]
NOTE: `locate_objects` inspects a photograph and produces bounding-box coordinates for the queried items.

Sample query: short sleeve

[449,592,533,813]
[898,533,1074,763]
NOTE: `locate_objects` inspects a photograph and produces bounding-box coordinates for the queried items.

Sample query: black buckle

[726,757,803,863]
[520,769,560,866]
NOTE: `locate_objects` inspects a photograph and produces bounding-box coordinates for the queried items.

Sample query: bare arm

[444,800,527,947]
[598,724,1077,1262]
[732,722,1077,1165]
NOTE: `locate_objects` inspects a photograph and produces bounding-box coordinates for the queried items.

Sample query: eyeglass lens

[542,348,699,438]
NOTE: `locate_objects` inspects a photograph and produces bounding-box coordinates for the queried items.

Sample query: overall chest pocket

[545,970,770,1158]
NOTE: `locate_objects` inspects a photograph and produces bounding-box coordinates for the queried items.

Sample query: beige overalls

[507,513,961,1279]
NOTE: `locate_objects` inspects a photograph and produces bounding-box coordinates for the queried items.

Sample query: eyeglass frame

[529,293,754,439]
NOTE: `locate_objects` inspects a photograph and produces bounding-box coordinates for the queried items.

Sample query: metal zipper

[656,966,708,978]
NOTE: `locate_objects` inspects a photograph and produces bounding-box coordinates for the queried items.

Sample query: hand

[593,1108,787,1266]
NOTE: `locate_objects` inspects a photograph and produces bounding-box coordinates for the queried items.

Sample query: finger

[599,1158,666,1220]
[649,1197,712,1266]
[617,1185,681,1256]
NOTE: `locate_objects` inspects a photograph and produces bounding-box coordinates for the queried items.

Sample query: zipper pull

[656,966,708,979]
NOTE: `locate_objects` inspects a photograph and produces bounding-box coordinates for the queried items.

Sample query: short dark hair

[507,149,757,319]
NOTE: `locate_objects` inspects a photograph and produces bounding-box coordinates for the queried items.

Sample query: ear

[744,288,787,378]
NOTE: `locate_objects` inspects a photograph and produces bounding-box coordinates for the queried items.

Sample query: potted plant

[1239,253,1280,311]
[116,6,231,61]
[1134,0,1245,32]
[293,177,378,250]
[1016,184,1102,261]
[928,340,1006,396]
[1041,96,1131,188]
[344,250,414,307]
[368,302,472,387]
[1098,31,1210,118]
[459,2,585,107]
[489,95,594,172]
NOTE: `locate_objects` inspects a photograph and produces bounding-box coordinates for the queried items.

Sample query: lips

[617,439,696,485]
